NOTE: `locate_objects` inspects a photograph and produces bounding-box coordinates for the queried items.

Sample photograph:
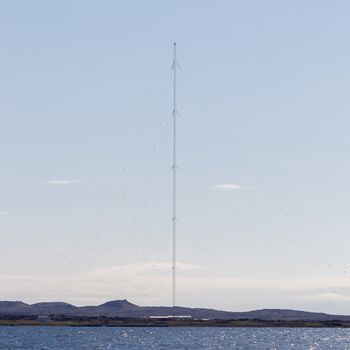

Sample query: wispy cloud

[0,211,8,215]
[213,184,241,190]
[89,262,203,276]
[46,179,77,185]
[2,263,350,310]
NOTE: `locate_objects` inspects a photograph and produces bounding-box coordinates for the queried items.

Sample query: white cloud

[2,262,350,311]
[0,211,8,215]
[0,262,202,306]
[213,184,241,190]
[46,180,77,185]
[89,262,203,276]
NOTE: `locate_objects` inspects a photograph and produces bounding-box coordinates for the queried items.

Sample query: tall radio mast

[171,42,178,311]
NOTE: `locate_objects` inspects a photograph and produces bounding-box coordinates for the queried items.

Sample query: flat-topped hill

[0,300,349,321]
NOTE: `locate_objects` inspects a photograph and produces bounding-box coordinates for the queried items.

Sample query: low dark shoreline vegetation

[0,315,348,328]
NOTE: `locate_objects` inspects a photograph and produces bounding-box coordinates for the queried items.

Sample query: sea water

[0,326,350,349]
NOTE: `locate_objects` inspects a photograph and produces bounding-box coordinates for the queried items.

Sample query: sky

[1,0,350,314]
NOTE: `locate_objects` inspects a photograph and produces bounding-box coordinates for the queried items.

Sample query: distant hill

[0,300,348,321]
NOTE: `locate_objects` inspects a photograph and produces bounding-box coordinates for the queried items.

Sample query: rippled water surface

[1,327,350,349]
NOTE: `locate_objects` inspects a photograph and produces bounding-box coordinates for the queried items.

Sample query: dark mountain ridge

[0,300,348,321]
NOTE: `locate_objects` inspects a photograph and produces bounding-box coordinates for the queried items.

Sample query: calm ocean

[0,326,349,349]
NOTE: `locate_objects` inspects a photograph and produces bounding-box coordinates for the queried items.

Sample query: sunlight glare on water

[1,327,350,349]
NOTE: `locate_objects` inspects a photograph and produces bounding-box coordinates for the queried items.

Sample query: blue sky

[1,0,350,313]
